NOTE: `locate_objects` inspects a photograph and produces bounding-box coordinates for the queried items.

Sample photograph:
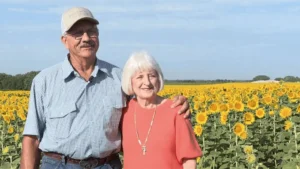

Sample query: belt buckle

[79,159,98,169]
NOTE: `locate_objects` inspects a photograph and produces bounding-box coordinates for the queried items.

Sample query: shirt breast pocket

[48,104,77,139]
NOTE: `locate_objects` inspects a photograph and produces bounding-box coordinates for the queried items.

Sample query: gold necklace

[134,101,157,155]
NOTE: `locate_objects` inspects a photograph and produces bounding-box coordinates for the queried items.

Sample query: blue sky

[0,0,299,80]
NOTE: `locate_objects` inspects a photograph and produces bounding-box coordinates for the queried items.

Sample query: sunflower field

[0,91,28,169]
[0,82,300,169]
[159,82,300,169]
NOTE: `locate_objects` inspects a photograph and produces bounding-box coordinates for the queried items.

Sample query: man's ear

[61,36,69,49]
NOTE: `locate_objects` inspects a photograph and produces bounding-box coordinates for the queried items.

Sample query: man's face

[62,20,99,59]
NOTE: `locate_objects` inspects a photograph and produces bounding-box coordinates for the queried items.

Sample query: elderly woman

[121,51,202,169]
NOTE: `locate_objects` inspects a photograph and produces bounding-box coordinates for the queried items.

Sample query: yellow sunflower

[273,104,280,110]
[288,91,296,99]
[220,112,228,125]
[196,157,201,163]
[2,146,9,155]
[276,91,284,97]
[269,111,275,116]
[2,115,10,124]
[247,99,258,110]
[243,145,253,154]
[219,104,230,113]
[194,125,203,136]
[195,112,208,125]
[199,96,206,103]
[19,127,24,133]
[297,91,300,98]
[233,122,246,136]
[252,90,258,95]
[284,121,293,131]
[246,154,256,164]
[14,134,20,142]
[243,112,255,125]
[297,104,300,113]
[209,103,219,113]
[7,126,14,134]
[255,108,265,119]
[263,95,272,105]
[252,95,259,101]
[279,107,292,119]
[239,131,248,140]
[193,102,200,110]
[193,96,200,102]
[9,113,15,121]
[234,101,244,112]
[228,102,234,110]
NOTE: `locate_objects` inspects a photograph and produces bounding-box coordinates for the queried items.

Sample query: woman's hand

[171,95,190,118]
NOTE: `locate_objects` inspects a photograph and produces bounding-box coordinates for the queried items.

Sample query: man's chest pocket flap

[48,104,77,139]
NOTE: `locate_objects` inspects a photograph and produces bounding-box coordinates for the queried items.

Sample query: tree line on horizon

[0,72,299,90]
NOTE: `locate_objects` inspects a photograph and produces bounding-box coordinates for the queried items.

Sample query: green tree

[0,71,39,90]
[252,75,270,81]
[274,77,283,81]
[283,76,298,82]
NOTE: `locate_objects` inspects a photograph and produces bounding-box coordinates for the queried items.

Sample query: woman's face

[131,69,160,100]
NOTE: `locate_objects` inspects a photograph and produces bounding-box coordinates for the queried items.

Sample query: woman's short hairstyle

[122,51,164,96]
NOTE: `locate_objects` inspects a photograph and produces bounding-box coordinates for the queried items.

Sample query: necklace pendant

[142,145,146,155]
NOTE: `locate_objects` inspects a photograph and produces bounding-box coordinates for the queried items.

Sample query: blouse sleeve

[175,113,202,163]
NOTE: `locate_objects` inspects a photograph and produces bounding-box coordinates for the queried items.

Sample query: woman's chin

[137,94,156,100]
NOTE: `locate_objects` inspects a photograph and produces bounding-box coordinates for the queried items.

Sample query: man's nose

[81,32,90,41]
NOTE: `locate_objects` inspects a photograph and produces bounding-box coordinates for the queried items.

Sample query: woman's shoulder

[159,99,183,114]
[123,98,136,113]
[128,98,136,105]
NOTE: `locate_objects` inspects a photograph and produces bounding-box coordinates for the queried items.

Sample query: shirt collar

[97,59,109,75]
[62,54,109,80]
[62,56,75,80]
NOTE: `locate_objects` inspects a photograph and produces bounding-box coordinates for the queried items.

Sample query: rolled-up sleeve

[23,78,46,141]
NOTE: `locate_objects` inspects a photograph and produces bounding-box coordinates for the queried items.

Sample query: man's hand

[20,135,41,169]
[171,95,190,118]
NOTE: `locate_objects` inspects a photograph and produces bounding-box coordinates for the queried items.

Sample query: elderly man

[20,7,190,169]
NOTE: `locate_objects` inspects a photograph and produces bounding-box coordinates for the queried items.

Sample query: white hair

[122,51,164,96]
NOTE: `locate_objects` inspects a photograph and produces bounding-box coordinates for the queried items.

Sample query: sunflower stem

[9,156,13,169]
[259,119,262,134]
[273,114,277,167]
[294,124,298,159]
[202,135,205,163]
[1,120,5,165]
[213,120,216,169]
[235,112,237,121]
[229,122,232,148]
[235,135,238,168]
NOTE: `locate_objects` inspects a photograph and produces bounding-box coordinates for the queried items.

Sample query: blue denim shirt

[23,56,126,159]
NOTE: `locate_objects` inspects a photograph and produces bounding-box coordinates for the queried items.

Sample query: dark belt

[43,152,117,168]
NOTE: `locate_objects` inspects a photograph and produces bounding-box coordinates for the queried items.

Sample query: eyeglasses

[66,28,99,40]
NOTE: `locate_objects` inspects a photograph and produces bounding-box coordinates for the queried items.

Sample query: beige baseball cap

[61,7,99,35]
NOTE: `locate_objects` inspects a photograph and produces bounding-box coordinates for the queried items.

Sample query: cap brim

[66,17,99,32]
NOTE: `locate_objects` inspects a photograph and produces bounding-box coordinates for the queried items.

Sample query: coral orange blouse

[121,99,202,169]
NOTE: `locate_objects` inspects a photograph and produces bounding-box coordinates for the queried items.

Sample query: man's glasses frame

[65,28,99,40]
